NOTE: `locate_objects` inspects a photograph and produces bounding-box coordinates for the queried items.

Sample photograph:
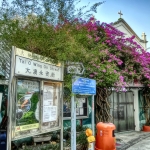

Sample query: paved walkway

[127,137,150,150]
[115,131,150,150]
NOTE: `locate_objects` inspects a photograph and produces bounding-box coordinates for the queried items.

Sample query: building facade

[110,18,148,132]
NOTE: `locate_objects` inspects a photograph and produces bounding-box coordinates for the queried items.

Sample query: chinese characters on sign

[15,56,62,81]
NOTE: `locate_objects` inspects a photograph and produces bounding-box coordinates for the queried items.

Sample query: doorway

[109,91,135,132]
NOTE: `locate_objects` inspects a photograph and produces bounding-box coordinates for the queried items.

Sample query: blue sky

[76,0,150,50]
[4,0,150,50]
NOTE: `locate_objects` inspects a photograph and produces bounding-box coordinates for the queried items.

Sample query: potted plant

[142,88,150,132]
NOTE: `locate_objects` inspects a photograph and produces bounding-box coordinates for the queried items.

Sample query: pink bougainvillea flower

[93,72,98,75]
[89,74,94,78]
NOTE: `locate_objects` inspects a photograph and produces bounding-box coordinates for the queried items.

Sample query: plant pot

[143,125,150,132]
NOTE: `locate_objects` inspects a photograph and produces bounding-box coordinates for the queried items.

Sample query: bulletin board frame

[7,46,64,150]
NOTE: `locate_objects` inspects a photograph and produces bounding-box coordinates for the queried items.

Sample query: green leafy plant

[30,92,39,112]
[76,131,88,150]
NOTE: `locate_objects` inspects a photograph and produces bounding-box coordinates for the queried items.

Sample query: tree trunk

[95,87,112,123]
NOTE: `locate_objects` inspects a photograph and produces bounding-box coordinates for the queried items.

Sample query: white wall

[131,89,140,131]
[113,22,145,49]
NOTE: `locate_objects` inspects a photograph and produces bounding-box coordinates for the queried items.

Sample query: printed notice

[43,85,53,106]
[80,108,84,115]
[43,106,51,122]
[43,106,57,122]
[50,106,57,121]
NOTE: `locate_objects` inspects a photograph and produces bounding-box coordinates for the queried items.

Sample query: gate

[109,91,135,132]
[0,47,11,80]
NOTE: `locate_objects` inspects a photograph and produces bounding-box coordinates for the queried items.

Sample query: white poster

[50,106,57,121]
[43,106,51,122]
[77,101,83,108]
[0,93,3,112]
[43,85,53,106]
[80,108,84,115]
[76,98,83,108]
[43,106,57,122]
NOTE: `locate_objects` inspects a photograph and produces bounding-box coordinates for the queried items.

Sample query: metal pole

[71,94,76,150]
[91,95,95,136]
[60,84,63,150]
[7,46,15,150]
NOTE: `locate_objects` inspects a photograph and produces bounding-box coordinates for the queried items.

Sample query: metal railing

[0,45,11,79]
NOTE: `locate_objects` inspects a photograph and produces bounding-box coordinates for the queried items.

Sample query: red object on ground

[143,125,150,132]
[95,122,116,150]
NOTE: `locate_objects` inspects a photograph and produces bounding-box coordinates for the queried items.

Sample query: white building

[113,17,148,50]
[109,15,148,132]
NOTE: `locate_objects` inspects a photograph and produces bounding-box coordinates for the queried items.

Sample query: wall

[113,22,145,49]
[132,89,140,131]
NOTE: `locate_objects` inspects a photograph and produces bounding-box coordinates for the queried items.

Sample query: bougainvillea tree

[1,1,150,122]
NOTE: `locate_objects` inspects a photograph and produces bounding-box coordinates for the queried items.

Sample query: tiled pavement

[115,131,150,150]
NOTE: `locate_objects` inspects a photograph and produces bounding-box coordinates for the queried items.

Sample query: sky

[76,0,150,51]
[3,0,150,51]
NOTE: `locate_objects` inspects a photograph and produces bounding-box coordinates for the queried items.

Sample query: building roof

[113,18,148,43]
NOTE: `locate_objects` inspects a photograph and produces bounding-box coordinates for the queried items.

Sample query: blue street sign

[72,77,96,95]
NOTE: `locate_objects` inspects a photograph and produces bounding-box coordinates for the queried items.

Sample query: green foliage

[30,92,39,112]
[17,111,38,125]
[63,125,89,149]
[19,143,60,150]
[0,0,114,98]
[76,131,88,148]
[16,92,39,125]
[0,0,104,23]
[40,144,60,150]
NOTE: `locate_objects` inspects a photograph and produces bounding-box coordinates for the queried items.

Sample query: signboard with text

[72,77,96,95]
[15,56,62,81]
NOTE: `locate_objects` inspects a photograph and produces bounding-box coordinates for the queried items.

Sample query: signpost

[71,76,96,150]
[67,62,85,75]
